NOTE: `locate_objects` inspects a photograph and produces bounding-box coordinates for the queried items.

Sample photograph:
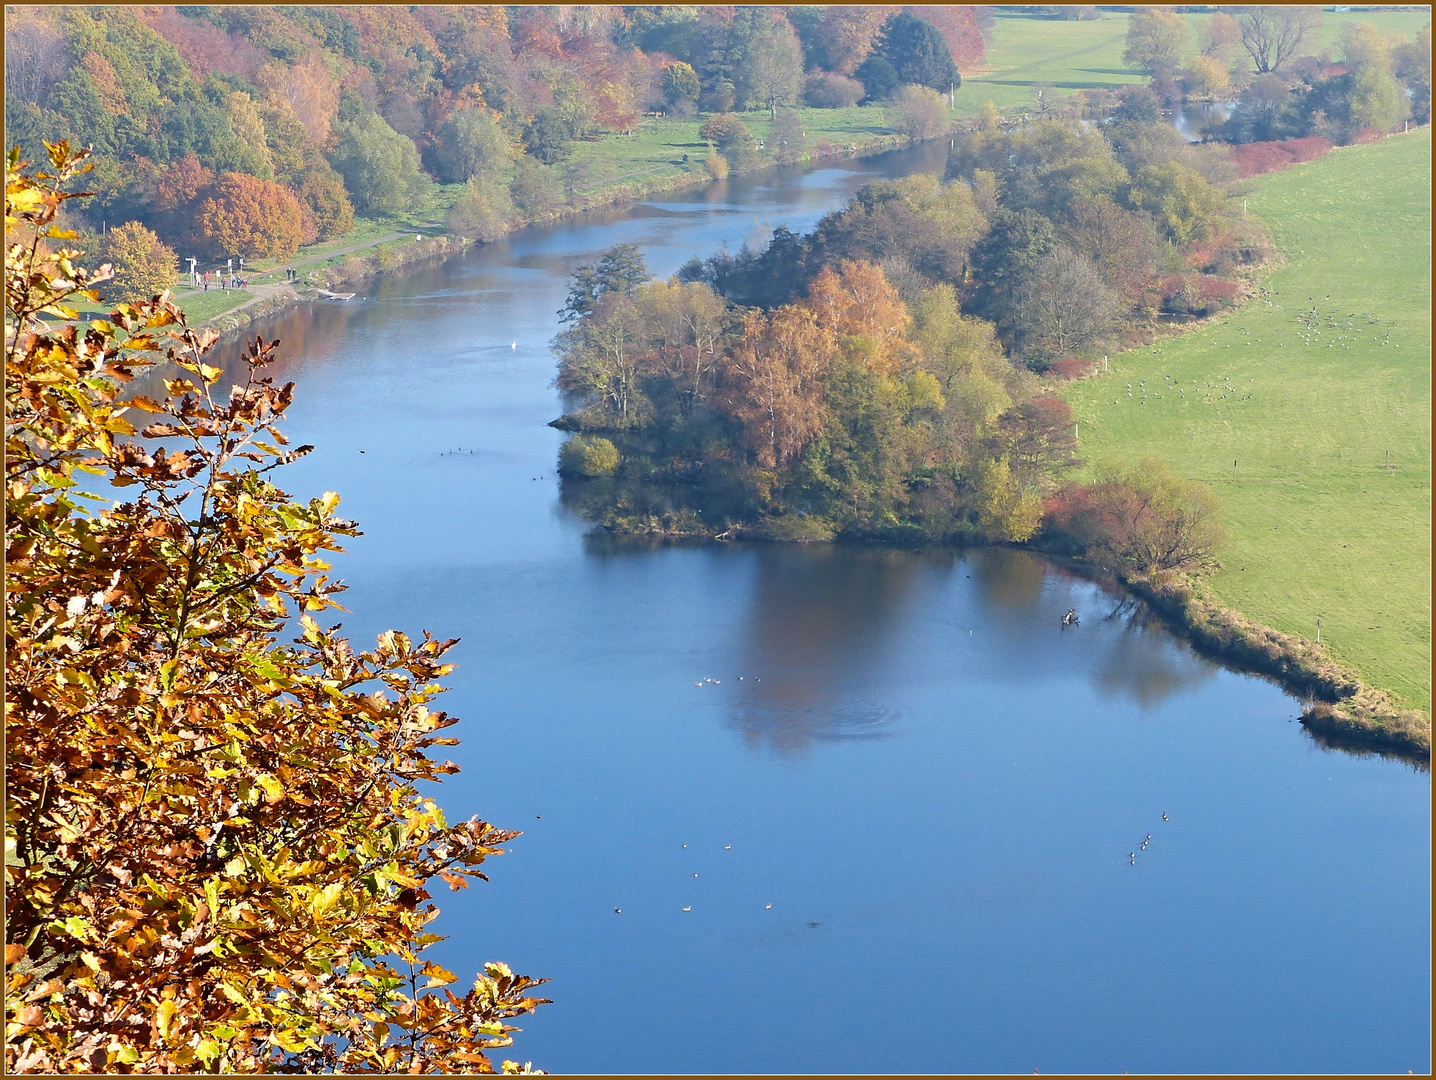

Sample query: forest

[2,5,980,278]
[551,98,1249,574]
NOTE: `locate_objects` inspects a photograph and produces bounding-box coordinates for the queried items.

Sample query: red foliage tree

[905,6,986,69]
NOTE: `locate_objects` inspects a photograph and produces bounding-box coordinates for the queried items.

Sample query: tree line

[1116,6,1429,143]
[3,5,987,288]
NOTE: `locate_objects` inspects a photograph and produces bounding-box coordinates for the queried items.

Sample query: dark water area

[214,145,1427,1073]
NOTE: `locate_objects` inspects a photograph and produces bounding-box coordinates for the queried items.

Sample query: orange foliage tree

[199,173,306,261]
[721,306,835,469]
[801,259,915,375]
[5,143,547,1074]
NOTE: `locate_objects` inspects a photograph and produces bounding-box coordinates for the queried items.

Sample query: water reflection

[728,545,928,755]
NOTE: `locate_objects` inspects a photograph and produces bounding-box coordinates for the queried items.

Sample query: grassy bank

[1064,129,1431,718]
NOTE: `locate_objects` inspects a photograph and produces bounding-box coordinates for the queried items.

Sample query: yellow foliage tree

[98,220,179,304]
[5,142,547,1074]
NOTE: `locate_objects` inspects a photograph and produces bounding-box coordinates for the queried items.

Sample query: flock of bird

[612,839,771,915]
[695,674,759,688]
[1104,293,1403,410]
[1129,812,1170,865]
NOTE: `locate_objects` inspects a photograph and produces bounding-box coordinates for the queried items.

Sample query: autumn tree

[739,15,804,118]
[5,141,547,1075]
[1182,55,1231,99]
[1123,7,1190,76]
[297,164,355,241]
[887,85,951,141]
[801,259,914,376]
[813,6,893,74]
[198,172,306,260]
[661,61,701,115]
[722,306,835,470]
[97,221,179,304]
[1198,12,1242,60]
[1054,458,1225,574]
[1013,245,1119,359]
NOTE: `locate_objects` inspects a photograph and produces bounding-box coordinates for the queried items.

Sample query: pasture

[958,8,1433,117]
[1063,129,1432,711]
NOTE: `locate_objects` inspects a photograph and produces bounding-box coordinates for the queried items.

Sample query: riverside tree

[97,221,178,304]
[4,142,547,1075]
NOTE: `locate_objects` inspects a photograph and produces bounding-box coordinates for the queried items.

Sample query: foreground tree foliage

[4,144,547,1074]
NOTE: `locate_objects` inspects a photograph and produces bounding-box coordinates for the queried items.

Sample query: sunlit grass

[1063,130,1432,710]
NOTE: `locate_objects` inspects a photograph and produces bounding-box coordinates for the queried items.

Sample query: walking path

[172,231,414,319]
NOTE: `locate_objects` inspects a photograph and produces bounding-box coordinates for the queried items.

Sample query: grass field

[1064,129,1432,711]
[958,8,1432,117]
[564,106,899,199]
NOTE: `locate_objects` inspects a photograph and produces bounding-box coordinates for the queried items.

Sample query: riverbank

[565,501,1430,760]
[1064,130,1432,726]
[198,128,913,343]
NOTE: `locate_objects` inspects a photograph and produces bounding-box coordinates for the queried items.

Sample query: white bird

[682,906,691,912]
[725,845,732,850]
[511,341,517,349]
[765,903,772,909]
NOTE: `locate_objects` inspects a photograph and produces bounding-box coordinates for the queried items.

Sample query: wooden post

[1317,616,1322,644]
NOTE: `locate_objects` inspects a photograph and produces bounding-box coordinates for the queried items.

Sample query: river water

[228,145,1429,1074]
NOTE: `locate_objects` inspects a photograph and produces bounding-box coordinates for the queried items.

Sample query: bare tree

[1014,245,1120,360]
[1238,6,1323,74]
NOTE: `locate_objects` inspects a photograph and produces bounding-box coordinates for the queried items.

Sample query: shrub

[1045,356,1095,380]
[558,435,620,477]
[803,71,865,109]
[704,151,730,180]
[97,220,178,303]
[1045,457,1225,574]
[198,172,306,260]
[1228,136,1334,178]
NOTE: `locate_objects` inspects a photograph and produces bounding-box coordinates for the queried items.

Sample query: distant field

[1064,130,1432,711]
[566,106,899,199]
[958,8,1432,116]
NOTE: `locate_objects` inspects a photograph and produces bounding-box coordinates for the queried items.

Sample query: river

[227,145,1430,1074]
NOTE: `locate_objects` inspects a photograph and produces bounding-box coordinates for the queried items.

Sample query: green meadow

[958,8,1433,117]
[1064,129,1432,711]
